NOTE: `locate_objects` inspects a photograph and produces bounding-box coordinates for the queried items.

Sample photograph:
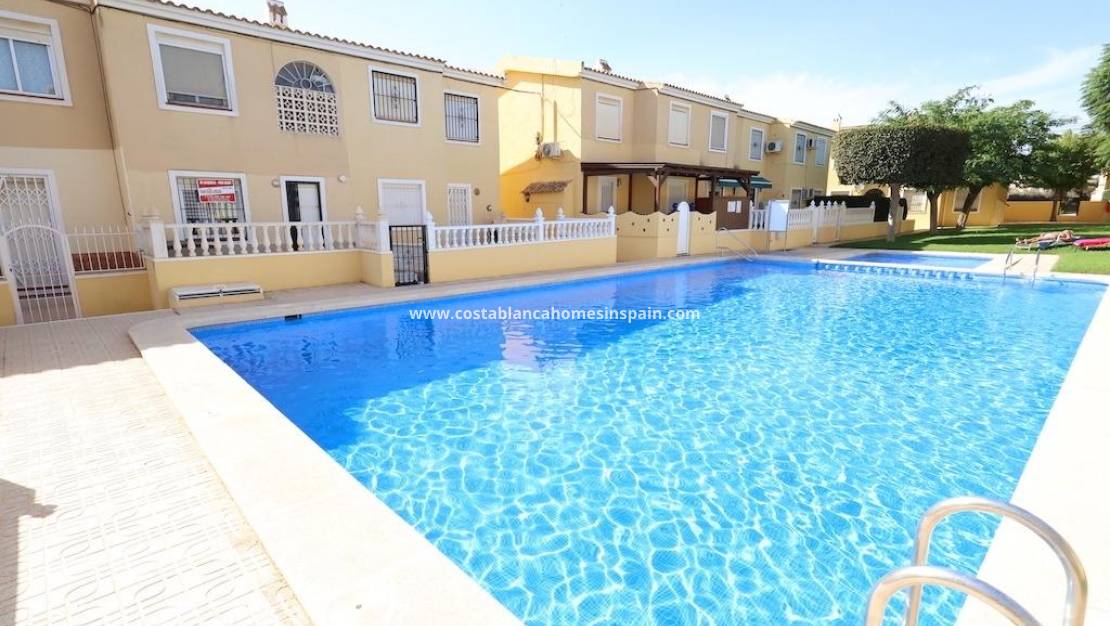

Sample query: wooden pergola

[580,162,759,213]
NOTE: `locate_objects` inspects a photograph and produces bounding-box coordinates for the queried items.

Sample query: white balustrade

[431,206,613,250]
[748,208,768,230]
[158,220,361,258]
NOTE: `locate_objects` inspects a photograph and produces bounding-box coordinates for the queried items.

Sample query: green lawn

[835,223,1110,275]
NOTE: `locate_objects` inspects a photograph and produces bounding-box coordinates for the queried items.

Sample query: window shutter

[710,114,727,151]
[596,96,621,141]
[668,105,689,145]
[160,44,228,105]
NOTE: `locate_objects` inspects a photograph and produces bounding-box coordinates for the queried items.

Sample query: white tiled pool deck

[3,251,1109,626]
[0,312,307,625]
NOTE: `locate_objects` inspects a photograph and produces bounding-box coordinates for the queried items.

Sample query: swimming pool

[194,261,1103,625]
[846,252,989,269]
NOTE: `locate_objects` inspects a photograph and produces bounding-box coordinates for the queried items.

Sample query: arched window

[274,61,339,136]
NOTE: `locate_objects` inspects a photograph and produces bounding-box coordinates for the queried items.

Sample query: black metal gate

[389,225,429,286]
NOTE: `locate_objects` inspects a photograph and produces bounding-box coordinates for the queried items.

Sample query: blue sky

[195,0,1107,126]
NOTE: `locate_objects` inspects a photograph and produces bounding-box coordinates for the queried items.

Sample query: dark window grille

[444,93,479,142]
[372,70,418,124]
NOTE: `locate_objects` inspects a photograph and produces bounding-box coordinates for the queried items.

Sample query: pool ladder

[862,496,1086,626]
[716,228,759,261]
[1002,245,1044,285]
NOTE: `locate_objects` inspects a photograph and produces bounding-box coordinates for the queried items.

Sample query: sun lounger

[1074,237,1110,250]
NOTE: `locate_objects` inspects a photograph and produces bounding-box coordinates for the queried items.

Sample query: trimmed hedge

[832,125,969,188]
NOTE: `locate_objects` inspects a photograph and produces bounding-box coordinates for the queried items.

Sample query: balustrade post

[376,208,391,252]
[424,211,437,250]
[535,208,545,242]
[142,214,167,259]
[607,206,616,236]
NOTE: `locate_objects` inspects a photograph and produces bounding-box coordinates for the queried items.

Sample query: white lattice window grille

[274,61,338,136]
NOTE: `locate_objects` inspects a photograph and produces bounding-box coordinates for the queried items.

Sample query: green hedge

[832,125,969,188]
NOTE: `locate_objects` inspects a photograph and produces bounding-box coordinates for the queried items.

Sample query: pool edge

[130,252,1110,625]
[128,316,524,626]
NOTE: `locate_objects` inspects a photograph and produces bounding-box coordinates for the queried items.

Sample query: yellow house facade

[0,0,517,325]
[496,57,835,225]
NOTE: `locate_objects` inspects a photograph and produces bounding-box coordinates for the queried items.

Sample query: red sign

[197,178,237,204]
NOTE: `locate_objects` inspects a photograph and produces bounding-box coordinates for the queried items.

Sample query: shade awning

[521,180,571,194]
[719,175,772,190]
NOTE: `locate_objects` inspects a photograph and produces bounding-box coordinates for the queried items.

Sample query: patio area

[0,312,307,625]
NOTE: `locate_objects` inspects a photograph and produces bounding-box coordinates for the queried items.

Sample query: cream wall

[0,0,126,228]
[498,71,583,218]
[94,6,502,226]
[427,238,616,282]
[761,122,834,205]
[75,271,152,317]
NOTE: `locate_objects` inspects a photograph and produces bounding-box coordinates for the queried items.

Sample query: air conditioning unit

[539,142,563,159]
[765,141,782,153]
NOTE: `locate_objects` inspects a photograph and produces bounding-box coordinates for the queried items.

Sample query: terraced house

[0,0,856,327]
[0,0,511,323]
[496,57,835,221]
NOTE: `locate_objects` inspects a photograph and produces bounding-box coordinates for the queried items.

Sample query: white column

[424,210,437,250]
[144,214,167,259]
[607,206,616,236]
[535,208,545,242]
[376,208,391,253]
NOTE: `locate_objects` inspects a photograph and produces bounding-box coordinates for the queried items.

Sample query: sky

[194,0,1108,127]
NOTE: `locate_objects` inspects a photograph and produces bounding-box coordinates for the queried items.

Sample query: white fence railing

[134,206,615,259]
[431,207,614,250]
[842,205,878,226]
[157,221,360,258]
[68,225,145,272]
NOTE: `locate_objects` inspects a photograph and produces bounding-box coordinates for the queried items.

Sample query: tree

[876,88,1060,229]
[1081,44,1110,168]
[1027,132,1100,221]
[833,125,969,241]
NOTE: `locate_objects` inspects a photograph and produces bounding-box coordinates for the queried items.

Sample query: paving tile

[0,313,308,625]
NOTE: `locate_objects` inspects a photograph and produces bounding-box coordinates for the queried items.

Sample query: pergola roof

[580,162,759,179]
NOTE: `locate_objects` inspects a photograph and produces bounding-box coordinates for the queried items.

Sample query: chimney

[267,0,288,28]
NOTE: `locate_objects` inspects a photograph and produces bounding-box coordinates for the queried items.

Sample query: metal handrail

[865,565,1041,625]
[716,227,759,261]
[905,496,1087,626]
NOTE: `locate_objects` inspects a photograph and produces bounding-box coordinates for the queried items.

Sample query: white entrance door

[597,176,617,214]
[379,180,426,225]
[447,183,472,225]
[675,201,691,255]
[0,173,80,323]
[283,179,324,249]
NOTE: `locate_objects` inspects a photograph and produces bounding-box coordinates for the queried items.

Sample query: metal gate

[0,173,81,323]
[389,225,428,286]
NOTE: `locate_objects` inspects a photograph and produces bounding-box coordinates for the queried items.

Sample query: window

[668,102,691,146]
[444,91,479,143]
[793,132,807,164]
[790,188,804,209]
[814,137,829,166]
[748,127,764,161]
[169,171,249,224]
[274,61,338,136]
[709,111,729,152]
[0,11,68,103]
[371,69,419,125]
[595,93,622,142]
[148,25,236,114]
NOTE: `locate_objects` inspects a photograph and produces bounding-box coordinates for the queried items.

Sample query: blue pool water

[846,252,989,269]
[194,261,1103,625]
